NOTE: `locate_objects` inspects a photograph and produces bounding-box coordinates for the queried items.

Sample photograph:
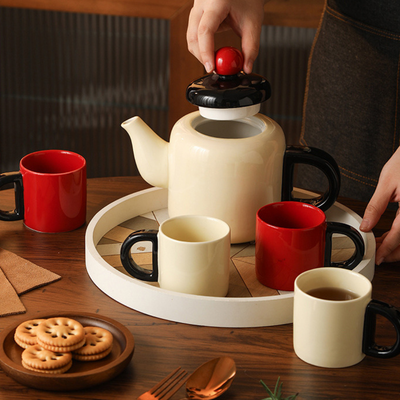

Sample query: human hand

[360,147,400,265]
[186,0,266,74]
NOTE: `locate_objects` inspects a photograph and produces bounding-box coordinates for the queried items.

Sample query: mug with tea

[255,201,365,291]
[0,150,86,233]
[120,215,231,297]
[294,267,400,368]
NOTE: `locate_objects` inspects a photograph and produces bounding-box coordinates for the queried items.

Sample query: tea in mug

[307,287,359,301]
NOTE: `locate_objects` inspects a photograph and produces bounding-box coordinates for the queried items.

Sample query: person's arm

[186,0,267,73]
[360,146,400,264]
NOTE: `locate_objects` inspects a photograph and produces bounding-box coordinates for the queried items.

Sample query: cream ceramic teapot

[121,48,340,243]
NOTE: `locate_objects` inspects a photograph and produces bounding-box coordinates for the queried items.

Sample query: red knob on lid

[215,47,244,76]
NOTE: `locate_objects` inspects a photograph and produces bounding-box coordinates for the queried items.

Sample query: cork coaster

[0,248,61,295]
[0,268,26,316]
[0,247,62,317]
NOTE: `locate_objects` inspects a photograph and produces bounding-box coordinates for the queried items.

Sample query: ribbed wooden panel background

[0,7,316,178]
[256,25,316,144]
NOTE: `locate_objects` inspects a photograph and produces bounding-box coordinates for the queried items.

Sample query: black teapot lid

[185,48,271,120]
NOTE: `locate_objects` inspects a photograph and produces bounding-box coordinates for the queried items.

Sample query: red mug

[255,201,365,291]
[0,150,86,233]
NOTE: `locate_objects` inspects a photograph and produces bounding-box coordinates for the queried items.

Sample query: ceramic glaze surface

[168,112,285,243]
[256,202,327,291]
[123,111,286,243]
[293,268,372,368]
[120,214,231,296]
[158,216,231,296]
[20,150,86,232]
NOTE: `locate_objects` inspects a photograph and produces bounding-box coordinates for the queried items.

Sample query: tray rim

[0,312,135,391]
[85,187,375,328]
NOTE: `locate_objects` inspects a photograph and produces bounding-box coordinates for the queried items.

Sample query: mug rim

[295,267,372,302]
[160,215,231,244]
[257,201,326,231]
[20,150,86,175]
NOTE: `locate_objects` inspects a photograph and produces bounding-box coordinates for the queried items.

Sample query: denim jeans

[297,0,400,202]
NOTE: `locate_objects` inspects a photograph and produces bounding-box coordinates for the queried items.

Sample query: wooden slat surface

[0,176,400,400]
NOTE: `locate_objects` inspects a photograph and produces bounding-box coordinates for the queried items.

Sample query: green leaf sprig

[260,377,299,400]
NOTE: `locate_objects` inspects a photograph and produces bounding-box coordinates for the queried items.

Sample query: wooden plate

[0,312,135,391]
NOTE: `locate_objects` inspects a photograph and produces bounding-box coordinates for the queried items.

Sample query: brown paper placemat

[0,268,26,316]
[0,248,61,317]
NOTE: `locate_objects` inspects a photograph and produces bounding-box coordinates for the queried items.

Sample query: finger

[197,9,229,72]
[187,6,203,62]
[360,187,392,232]
[375,216,400,264]
[237,5,263,74]
[377,244,400,264]
[240,22,262,73]
[375,231,389,244]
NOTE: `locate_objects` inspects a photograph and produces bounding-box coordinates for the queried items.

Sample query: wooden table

[0,176,399,399]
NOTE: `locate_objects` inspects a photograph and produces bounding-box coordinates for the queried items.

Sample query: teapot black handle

[0,172,24,221]
[363,299,400,358]
[324,221,365,270]
[281,146,341,211]
[120,229,159,282]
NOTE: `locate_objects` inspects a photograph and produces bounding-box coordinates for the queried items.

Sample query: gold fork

[137,367,188,400]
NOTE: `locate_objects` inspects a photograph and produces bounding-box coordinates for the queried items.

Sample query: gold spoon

[180,356,236,400]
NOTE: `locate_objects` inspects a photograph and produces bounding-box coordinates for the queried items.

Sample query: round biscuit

[21,344,72,371]
[22,359,72,374]
[72,345,112,361]
[72,326,113,356]
[14,335,33,349]
[14,319,46,348]
[37,337,86,353]
[36,317,85,348]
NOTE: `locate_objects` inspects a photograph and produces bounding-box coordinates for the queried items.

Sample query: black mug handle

[324,221,365,270]
[120,229,158,282]
[363,299,400,358]
[0,172,24,221]
[282,146,341,211]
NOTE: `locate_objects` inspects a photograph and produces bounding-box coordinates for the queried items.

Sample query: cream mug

[120,215,231,297]
[293,268,400,368]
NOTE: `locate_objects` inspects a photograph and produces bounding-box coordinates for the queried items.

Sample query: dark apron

[297,0,400,202]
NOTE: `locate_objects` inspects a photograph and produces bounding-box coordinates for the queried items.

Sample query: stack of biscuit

[14,317,113,374]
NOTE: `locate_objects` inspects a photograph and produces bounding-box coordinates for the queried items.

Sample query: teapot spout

[121,116,168,188]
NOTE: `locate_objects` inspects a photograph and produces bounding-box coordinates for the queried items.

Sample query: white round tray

[85,187,375,328]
